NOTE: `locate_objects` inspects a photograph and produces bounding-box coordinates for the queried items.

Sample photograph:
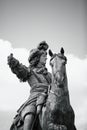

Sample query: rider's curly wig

[29,51,41,68]
[28,41,48,68]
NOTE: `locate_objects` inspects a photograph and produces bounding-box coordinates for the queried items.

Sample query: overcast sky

[0,0,87,130]
[0,0,87,58]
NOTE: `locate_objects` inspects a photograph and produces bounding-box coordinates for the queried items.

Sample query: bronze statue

[8,44,77,130]
[8,41,52,130]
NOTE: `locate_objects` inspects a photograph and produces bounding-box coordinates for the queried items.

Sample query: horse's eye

[63,60,67,65]
[61,60,65,65]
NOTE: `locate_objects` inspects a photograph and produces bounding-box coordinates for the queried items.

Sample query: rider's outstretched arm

[7,53,30,82]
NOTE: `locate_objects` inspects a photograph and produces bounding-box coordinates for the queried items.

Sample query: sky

[0,0,87,130]
[0,0,87,58]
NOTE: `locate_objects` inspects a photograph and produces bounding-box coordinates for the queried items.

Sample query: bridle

[49,54,67,98]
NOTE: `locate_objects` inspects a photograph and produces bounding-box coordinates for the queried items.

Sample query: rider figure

[8,41,52,130]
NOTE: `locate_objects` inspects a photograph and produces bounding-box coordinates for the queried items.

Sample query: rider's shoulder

[29,67,38,75]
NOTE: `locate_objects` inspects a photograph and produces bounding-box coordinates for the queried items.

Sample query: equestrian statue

[7,41,77,130]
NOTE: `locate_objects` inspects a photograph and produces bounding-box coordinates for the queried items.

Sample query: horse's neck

[63,74,69,92]
[51,74,70,105]
[51,73,69,93]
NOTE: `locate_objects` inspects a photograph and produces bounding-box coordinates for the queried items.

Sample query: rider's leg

[24,114,34,130]
[37,105,42,115]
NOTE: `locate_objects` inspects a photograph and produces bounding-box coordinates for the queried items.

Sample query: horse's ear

[60,47,64,55]
[49,49,53,57]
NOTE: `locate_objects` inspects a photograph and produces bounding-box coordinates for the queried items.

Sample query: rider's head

[28,41,49,68]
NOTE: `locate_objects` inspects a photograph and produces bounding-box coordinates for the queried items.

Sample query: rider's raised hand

[7,53,13,65]
[7,53,19,68]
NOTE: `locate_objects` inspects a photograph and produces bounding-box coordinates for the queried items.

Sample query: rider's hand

[7,53,13,65]
[7,53,19,68]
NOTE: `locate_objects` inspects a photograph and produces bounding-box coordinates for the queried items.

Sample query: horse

[10,48,77,130]
[38,48,77,130]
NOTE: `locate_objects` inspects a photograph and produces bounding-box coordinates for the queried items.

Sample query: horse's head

[49,48,67,87]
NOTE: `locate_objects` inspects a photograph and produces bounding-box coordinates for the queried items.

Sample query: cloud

[66,54,87,130]
[0,39,30,111]
[0,39,87,130]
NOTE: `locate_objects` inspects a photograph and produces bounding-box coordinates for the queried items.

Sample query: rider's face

[39,53,47,65]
